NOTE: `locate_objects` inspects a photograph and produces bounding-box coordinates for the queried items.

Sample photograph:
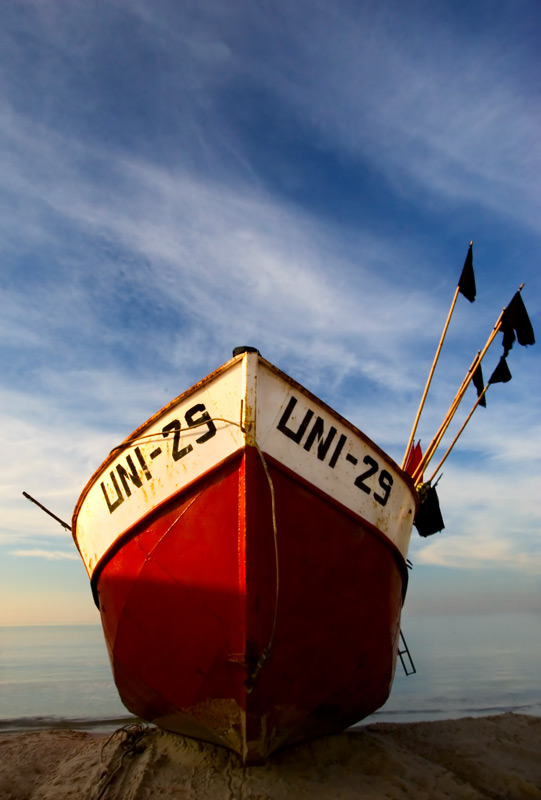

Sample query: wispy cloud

[0,0,539,622]
[415,533,541,575]
[1,109,449,393]
[410,461,541,574]
[250,1,541,232]
[10,548,78,561]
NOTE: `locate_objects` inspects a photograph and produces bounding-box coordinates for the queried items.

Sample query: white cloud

[409,460,541,574]
[225,1,541,232]
[0,0,539,625]
[1,105,538,568]
[0,108,447,389]
[10,548,78,561]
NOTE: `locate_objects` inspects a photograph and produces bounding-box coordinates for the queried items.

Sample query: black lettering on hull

[277,396,314,443]
[276,394,393,505]
[185,404,217,443]
[303,416,337,461]
[116,455,143,497]
[101,472,124,513]
[101,402,217,514]
[328,433,347,468]
[135,447,152,480]
[162,419,193,461]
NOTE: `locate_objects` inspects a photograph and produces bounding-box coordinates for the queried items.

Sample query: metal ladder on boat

[398,629,416,676]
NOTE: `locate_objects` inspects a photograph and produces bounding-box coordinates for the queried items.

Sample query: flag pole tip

[469,240,473,246]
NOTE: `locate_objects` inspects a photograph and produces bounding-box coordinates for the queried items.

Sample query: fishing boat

[72,347,419,763]
[34,246,530,764]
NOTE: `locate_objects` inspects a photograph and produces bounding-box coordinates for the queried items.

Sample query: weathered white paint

[74,360,247,576]
[255,359,416,559]
[73,352,416,578]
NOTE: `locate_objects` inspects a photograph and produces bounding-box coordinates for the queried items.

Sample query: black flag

[488,357,512,385]
[472,363,486,407]
[501,291,536,357]
[414,486,445,537]
[458,242,476,302]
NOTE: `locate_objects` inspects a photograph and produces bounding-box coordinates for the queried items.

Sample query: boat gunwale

[259,357,417,496]
[72,352,419,554]
[71,354,245,540]
[88,445,410,608]
[88,448,244,604]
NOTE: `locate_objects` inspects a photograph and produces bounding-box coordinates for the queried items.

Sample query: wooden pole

[425,283,526,483]
[426,385,489,484]
[411,307,506,484]
[410,350,481,483]
[401,285,461,468]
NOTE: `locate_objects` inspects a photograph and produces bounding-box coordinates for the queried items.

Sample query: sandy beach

[1,713,540,799]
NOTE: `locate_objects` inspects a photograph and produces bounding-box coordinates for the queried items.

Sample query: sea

[1,613,540,735]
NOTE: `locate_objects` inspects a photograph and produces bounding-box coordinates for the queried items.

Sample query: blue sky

[1,0,539,625]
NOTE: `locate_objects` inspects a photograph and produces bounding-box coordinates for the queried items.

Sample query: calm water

[373,612,541,723]
[0,614,539,733]
[0,625,131,732]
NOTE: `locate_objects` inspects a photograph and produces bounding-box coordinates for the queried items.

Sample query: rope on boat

[245,439,280,693]
[109,415,281,691]
[108,416,251,453]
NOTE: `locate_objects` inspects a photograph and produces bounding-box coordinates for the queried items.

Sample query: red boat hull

[95,445,407,762]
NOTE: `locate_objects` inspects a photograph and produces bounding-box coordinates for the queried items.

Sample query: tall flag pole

[411,303,506,484]
[426,393,486,484]
[401,242,476,469]
[412,284,533,484]
[426,356,512,484]
[411,349,484,483]
[411,275,534,538]
[411,320,501,484]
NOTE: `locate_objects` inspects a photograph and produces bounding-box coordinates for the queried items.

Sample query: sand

[1,713,540,800]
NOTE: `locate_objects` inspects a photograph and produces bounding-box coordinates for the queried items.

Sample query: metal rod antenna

[22,491,72,531]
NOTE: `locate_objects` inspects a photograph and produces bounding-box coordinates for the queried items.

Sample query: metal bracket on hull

[22,491,72,531]
[397,629,416,676]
